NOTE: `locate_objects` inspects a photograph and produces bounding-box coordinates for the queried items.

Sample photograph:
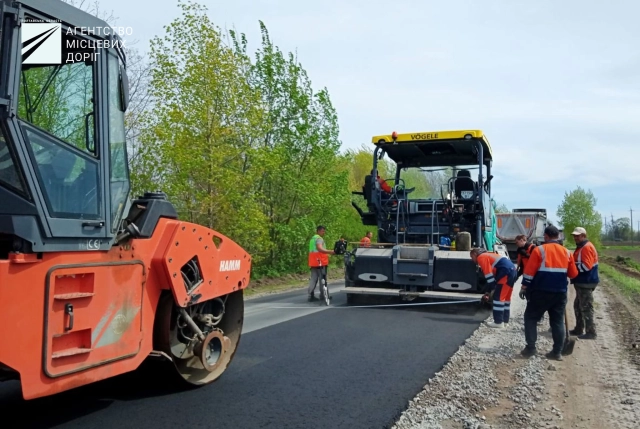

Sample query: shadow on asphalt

[0,361,196,429]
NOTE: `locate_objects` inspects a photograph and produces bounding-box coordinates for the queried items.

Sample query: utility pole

[612,213,615,239]
[631,208,634,245]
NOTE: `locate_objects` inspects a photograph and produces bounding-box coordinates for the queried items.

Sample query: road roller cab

[0,0,250,399]
[346,130,508,303]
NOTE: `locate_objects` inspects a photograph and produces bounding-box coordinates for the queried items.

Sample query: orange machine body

[0,218,250,400]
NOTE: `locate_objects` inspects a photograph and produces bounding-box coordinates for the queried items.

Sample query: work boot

[545,351,563,361]
[308,294,318,302]
[569,328,583,336]
[486,322,504,329]
[520,347,536,358]
[579,332,597,340]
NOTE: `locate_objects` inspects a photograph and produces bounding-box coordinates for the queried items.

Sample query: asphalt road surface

[0,283,489,429]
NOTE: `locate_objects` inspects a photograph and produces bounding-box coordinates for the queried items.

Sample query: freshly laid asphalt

[0,283,489,429]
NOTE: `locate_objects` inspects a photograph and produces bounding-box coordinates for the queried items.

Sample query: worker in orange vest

[569,227,599,340]
[371,170,392,194]
[360,231,372,247]
[307,225,335,302]
[520,225,578,361]
[470,248,517,329]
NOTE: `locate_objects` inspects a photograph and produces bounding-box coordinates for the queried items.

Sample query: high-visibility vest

[477,252,516,288]
[522,241,579,293]
[308,234,329,267]
[360,236,371,247]
[572,240,599,284]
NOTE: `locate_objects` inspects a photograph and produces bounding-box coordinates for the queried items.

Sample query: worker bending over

[520,225,578,360]
[470,248,517,329]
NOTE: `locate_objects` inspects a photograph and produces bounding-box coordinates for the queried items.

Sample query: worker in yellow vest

[308,225,336,302]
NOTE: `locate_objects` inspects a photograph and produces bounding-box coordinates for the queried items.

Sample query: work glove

[519,287,527,300]
[481,293,491,304]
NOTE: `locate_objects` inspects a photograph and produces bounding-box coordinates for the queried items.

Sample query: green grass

[600,262,640,296]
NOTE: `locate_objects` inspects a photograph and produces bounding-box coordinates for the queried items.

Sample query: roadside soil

[244,267,345,299]
[601,248,640,264]
[393,273,640,429]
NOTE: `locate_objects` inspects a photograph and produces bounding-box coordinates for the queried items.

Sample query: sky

[100,0,639,226]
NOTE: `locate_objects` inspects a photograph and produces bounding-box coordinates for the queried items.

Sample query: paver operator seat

[454,170,476,200]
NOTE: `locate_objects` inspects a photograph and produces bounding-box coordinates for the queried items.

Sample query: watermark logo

[22,22,61,64]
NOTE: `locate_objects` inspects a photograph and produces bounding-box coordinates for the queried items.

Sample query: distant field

[602,241,640,247]
[600,246,640,284]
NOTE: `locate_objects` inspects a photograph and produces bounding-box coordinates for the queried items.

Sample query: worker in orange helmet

[470,248,518,329]
[360,231,372,247]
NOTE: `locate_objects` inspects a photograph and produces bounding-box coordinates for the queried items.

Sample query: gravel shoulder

[392,276,640,429]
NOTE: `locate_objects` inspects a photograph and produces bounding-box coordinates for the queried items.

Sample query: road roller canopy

[371,130,493,168]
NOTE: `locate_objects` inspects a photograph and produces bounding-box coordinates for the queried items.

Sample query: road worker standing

[514,234,536,280]
[360,231,373,247]
[308,225,335,302]
[569,227,599,340]
[520,225,578,361]
[470,248,518,329]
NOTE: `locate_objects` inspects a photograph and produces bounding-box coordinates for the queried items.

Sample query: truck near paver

[495,208,564,261]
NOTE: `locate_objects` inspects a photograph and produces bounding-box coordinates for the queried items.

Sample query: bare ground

[531,280,640,429]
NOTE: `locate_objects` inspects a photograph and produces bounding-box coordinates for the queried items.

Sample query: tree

[556,186,603,247]
[133,3,358,276]
[612,217,632,241]
[423,167,453,198]
[233,20,348,274]
[135,1,270,267]
[494,202,509,213]
[399,168,434,199]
